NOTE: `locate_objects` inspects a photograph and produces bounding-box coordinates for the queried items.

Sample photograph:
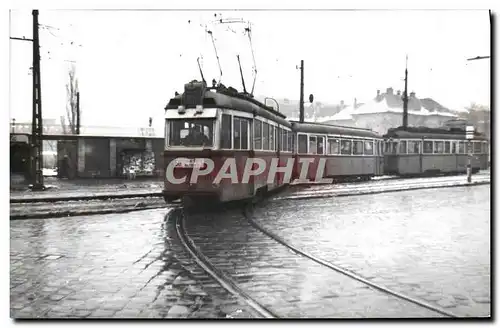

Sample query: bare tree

[62,64,79,134]
[463,102,490,140]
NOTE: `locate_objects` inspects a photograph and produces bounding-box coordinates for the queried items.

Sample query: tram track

[10,171,489,204]
[174,208,277,318]
[275,176,490,202]
[243,205,458,318]
[174,196,463,318]
[11,174,489,221]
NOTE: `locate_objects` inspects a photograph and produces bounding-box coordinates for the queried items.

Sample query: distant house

[318,87,458,135]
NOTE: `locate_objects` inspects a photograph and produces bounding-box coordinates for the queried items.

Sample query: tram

[383,126,489,176]
[163,80,292,204]
[291,121,384,182]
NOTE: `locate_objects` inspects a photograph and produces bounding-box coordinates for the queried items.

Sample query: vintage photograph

[9,8,491,319]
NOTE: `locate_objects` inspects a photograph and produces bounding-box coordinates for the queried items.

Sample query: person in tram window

[183,126,209,146]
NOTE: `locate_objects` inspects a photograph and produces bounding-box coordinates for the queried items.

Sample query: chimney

[386,87,393,95]
[410,91,416,98]
[354,98,357,108]
[397,90,401,96]
[377,89,380,97]
[340,100,344,108]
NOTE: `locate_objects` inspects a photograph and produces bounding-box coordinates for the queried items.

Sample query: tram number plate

[175,158,204,168]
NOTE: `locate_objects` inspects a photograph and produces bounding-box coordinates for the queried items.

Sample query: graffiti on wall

[121,150,155,177]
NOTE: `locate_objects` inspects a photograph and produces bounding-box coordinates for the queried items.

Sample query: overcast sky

[9,9,490,129]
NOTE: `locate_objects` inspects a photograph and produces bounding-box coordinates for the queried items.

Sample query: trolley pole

[466,125,474,183]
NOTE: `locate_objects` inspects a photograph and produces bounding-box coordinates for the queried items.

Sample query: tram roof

[165,83,291,128]
[384,126,487,140]
[290,121,382,139]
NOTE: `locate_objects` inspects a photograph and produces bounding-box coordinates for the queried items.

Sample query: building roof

[326,88,458,121]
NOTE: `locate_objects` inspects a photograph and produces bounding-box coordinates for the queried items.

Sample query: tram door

[375,140,383,175]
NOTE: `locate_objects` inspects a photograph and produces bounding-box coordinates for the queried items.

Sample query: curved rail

[10,192,165,204]
[173,209,278,319]
[244,206,459,318]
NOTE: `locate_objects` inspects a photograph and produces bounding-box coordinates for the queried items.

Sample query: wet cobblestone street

[253,185,491,317]
[10,208,253,318]
[10,183,490,318]
[183,209,443,318]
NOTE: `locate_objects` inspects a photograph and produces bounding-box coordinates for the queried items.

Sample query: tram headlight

[177,105,186,114]
[195,105,203,113]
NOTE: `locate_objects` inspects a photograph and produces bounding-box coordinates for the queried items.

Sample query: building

[10,122,164,180]
[317,87,458,135]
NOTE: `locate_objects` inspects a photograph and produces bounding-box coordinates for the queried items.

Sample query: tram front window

[168,119,214,147]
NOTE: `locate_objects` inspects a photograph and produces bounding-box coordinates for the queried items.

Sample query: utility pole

[299,60,304,123]
[402,55,409,130]
[76,91,80,134]
[31,9,44,190]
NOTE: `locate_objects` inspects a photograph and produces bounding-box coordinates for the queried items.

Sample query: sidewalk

[10,175,164,201]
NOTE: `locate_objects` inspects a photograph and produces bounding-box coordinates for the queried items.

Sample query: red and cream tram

[383,126,489,176]
[291,122,385,182]
[163,80,293,204]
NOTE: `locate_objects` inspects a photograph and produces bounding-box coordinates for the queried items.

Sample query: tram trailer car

[291,121,385,182]
[383,126,489,176]
[163,80,293,204]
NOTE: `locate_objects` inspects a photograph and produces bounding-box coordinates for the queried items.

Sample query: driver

[184,127,209,146]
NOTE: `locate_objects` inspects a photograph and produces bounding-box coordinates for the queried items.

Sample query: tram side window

[298,134,308,154]
[290,133,295,153]
[353,140,364,155]
[309,136,317,154]
[233,117,241,150]
[231,117,249,150]
[254,120,262,150]
[317,136,324,155]
[458,141,465,154]
[262,122,269,150]
[407,141,415,154]
[451,141,457,154]
[221,114,232,149]
[285,129,289,152]
[473,141,482,153]
[483,141,488,153]
[407,140,421,154]
[283,130,289,152]
[278,128,283,151]
[364,140,374,155]
[423,141,433,154]
[328,138,340,155]
[340,139,352,155]
[279,128,283,151]
[444,141,451,153]
[434,141,444,154]
[466,141,473,154]
[384,141,390,154]
[241,119,248,150]
[274,127,281,150]
[269,125,275,151]
[399,140,407,154]
[391,142,398,154]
